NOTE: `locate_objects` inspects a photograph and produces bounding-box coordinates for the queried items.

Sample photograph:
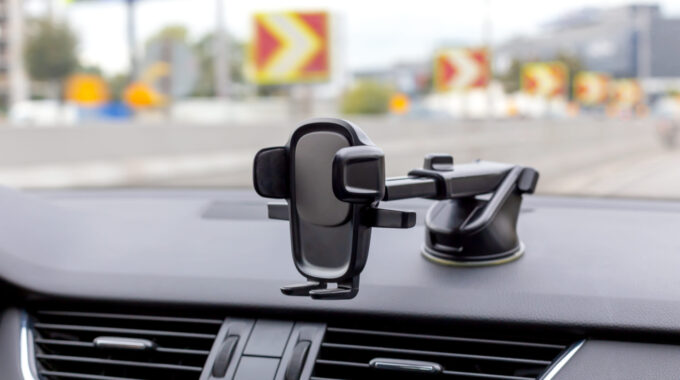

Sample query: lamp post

[126,0,138,81]
[214,0,230,98]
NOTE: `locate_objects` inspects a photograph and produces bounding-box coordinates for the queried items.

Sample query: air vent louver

[311,326,570,380]
[31,310,223,380]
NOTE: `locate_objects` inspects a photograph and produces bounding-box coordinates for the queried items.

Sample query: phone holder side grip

[253,119,416,300]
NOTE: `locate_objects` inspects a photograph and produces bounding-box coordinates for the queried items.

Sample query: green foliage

[555,52,584,100]
[192,33,245,97]
[24,19,79,82]
[341,81,392,115]
[146,25,189,47]
[107,73,131,102]
[496,59,523,94]
[78,65,103,76]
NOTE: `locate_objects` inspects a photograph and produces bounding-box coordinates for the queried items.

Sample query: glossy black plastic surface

[253,118,394,299]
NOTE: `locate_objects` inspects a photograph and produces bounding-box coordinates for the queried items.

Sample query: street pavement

[0,117,678,199]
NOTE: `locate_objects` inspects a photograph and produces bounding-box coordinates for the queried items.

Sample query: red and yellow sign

[64,74,109,106]
[574,72,610,105]
[521,62,568,98]
[434,47,489,92]
[612,79,643,108]
[250,11,330,84]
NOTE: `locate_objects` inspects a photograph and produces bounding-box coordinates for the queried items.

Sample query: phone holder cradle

[253,118,539,300]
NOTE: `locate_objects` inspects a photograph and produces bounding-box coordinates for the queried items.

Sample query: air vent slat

[321,342,552,365]
[156,347,211,355]
[313,326,573,380]
[36,338,94,348]
[36,338,210,356]
[326,327,567,350]
[34,323,217,340]
[39,370,143,379]
[36,311,223,325]
[315,359,370,368]
[36,354,204,372]
[31,310,222,380]
[442,370,535,380]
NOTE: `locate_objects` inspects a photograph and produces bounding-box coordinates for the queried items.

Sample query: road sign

[612,79,643,108]
[433,48,489,92]
[521,62,568,98]
[250,11,330,84]
[574,72,610,105]
[389,93,410,115]
[124,82,163,109]
[64,74,109,106]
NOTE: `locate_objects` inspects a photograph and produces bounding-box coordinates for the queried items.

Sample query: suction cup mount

[253,118,538,300]
[386,155,539,266]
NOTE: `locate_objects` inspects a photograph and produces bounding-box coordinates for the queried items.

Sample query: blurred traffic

[0,0,679,198]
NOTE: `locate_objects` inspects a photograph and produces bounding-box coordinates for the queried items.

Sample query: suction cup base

[421,242,525,267]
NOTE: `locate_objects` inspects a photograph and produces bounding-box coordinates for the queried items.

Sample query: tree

[555,52,584,100]
[341,81,393,115]
[24,19,79,84]
[107,73,131,102]
[496,59,523,94]
[146,25,189,48]
[192,32,245,97]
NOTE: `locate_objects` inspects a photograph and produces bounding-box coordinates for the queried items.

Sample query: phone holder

[253,118,538,300]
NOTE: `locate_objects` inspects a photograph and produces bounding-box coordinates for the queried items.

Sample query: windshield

[2,0,680,198]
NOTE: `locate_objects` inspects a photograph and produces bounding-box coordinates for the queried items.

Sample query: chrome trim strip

[540,339,586,380]
[369,357,443,374]
[94,336,156,350]
[20,312,40,380]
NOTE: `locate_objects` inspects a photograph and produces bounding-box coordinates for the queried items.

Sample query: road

[0,117,678,199]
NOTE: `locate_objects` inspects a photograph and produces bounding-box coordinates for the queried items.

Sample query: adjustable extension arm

[384,155,538,201]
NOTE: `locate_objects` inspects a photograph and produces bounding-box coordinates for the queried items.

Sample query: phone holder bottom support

[281,277,359,300]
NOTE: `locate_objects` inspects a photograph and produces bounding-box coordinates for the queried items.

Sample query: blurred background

[0,0,679,198]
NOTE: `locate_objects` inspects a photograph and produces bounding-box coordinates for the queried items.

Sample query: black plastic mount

[253,118,539,300]
[253,118,416,300]
[392,157,539,265]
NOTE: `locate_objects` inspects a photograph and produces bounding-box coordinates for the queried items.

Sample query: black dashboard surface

[1,188,680,334]
[554,340,680,379]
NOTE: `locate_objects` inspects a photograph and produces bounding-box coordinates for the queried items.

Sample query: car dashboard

[1,188,680,379]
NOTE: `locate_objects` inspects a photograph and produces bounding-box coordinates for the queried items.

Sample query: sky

[28,0,680,75]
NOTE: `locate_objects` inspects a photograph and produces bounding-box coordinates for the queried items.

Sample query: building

[495,4,680,82]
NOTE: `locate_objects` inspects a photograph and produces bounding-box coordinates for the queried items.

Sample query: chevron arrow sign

[521,62,569,98]
[434,47,490,92]
[574,71,610,105]
[250,11,330,84]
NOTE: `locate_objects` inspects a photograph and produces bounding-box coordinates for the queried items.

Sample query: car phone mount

[253,118,539,300]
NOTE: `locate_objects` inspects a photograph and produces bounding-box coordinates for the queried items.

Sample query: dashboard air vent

[31,310,223,380]
[312,326,570,380]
